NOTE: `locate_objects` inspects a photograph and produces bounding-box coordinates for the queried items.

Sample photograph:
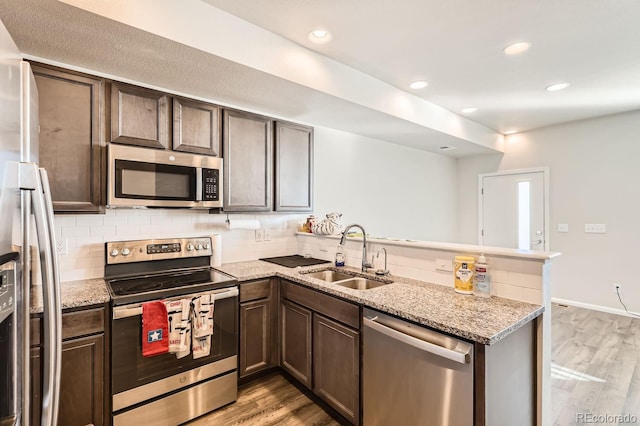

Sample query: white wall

[313,126,459,242]
[457,110,640,314]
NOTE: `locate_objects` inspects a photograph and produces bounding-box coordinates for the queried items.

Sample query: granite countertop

[215,260,544,345]
[40,260,543,345]
[30,278,111,314]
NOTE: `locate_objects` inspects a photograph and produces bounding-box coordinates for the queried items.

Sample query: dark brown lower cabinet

[279,279,361,425]
[29,307,108,426]
[313,314,360,425]
[239,279,279,380]
[240,300,271,376]
[280,299,312,388]
[59,334,104,426]
[30,347,41,424]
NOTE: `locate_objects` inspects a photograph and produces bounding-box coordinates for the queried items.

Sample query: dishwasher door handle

[364,317,471,364]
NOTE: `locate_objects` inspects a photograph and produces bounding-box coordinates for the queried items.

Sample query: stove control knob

[110,249,119,257]
[196,244,203,250]
[203,243,209,250]
[121,248,130,256]
[186,244,194,251]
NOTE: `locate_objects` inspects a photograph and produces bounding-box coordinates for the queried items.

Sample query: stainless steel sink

[335,277,388,290]
[301,268,393,290]
[304,270,354,282]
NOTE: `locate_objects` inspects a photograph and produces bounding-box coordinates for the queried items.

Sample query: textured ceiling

[0,0,504,156]
[205,0,640,134]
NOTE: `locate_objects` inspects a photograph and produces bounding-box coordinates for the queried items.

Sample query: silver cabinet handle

[113,286,239,319]
[364,317,471,364]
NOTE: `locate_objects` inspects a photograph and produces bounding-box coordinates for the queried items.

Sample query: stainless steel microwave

[107,144,223,208]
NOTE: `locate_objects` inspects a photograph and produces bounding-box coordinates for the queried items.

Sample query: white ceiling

[204,0,640,133]
[1,0,638,157]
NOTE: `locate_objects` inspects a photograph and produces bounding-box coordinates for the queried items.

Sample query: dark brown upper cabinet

[32,64,105,213]
[222,109,273,212]
[109,82,170,149]
[274,121,313,212]
[172,97,221,156]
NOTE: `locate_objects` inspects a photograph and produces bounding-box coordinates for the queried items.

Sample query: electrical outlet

[263,229,271,241]
[436,258,453,272]
[255,229,264,242]
[56,238,67,255]
[613,283,622,294]
[585,224,606,233]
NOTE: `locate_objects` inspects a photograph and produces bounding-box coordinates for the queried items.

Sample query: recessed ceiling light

[308,28,332,44]
[439,146,457,151]
[409,80,428,90]
[503,41,532,56]
[461,107,477,113]
[546,82,570,92]
[504,130,518,135]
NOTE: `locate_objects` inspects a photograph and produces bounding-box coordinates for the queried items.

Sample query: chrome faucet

[375,247,389,276]
[339,224,372,272]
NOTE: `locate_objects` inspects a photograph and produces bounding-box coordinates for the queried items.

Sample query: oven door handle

[112,286,239,320]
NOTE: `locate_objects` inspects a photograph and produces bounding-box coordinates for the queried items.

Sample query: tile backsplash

[55,209,550,307]
[55,209,306,282]
[296,233,547,305]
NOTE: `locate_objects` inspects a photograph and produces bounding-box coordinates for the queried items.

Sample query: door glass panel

[517,181,531,250]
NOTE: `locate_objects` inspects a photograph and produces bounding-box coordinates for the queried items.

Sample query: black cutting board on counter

[259,255,330,268]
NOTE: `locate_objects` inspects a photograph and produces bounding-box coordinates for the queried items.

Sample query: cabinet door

[313,314,360,425]
[32,65,104,213]
[222,109,273,211]
[110,82,169,149]
[281,299,312,389]
[274,121,313,212]
[30,347,42,425]
[59,334,104,426]
[239,299,272,378]
[173,97,221,156]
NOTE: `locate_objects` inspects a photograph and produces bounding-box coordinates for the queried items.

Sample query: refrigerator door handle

[26,162,62,426]
[39,167,63,425]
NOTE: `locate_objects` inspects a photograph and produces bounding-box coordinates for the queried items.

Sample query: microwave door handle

[195,167,203,201]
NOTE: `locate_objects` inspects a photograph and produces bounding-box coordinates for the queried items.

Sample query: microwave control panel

[203,168,219,201]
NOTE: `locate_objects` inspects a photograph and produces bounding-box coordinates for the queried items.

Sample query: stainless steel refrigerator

[0,19,62,426]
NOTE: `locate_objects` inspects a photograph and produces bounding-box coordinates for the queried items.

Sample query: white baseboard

[552,297,640,318]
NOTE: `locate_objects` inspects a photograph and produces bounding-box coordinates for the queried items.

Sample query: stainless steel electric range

[104,237,238,426]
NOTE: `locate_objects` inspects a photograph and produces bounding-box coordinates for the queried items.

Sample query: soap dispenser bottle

[335,245,345,267]
[474,254,491,297]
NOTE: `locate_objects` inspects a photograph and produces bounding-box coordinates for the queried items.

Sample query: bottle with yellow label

[454,256,475,294]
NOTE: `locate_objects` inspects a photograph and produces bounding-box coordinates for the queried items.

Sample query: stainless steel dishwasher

[363,308,474,425]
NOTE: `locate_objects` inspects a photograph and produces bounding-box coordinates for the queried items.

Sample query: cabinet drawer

[240,279,272,303]
[281,280,359,330]
[62,307,105,340]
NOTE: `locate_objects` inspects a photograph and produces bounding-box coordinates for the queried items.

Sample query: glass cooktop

[107,268,236,306]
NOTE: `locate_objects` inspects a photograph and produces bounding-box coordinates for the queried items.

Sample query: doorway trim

[478,167,550,251]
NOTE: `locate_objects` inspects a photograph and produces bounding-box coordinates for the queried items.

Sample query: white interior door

[479,169,548,250]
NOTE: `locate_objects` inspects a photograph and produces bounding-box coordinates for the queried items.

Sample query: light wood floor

[188,373,340,426]
[552,303,640,425]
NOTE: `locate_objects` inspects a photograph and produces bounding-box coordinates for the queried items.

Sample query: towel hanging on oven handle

[113,286,238,320]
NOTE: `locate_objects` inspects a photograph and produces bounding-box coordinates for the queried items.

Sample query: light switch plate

[585,224,606,233]
[557,223,569,233]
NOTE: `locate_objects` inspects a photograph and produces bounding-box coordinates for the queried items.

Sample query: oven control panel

[106,237,213,264]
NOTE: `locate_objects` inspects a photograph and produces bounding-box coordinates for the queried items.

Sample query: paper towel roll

[211,234,222,267]
[226,219,260,230]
